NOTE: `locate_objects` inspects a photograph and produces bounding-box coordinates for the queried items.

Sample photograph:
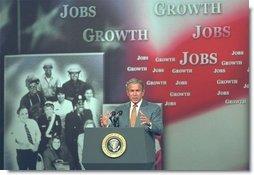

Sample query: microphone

[110,111,116,116]
[109,111,116,123]
[113,110,123,127]
[117,110,123,116]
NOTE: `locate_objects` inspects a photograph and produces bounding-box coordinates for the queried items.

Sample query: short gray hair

[125,78,145,91]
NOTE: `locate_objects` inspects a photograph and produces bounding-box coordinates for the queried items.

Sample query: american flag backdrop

[0,0,249,170]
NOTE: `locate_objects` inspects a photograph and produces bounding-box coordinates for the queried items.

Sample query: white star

[24,6,60,49]
[0,1,12,29]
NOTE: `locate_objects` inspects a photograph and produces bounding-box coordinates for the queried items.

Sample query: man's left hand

[139,111,151,126]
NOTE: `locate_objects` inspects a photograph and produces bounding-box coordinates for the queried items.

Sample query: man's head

[17,106,29,123]
[51,136,61,150]
[125,78,145,104]
[25,74,40,94]
[56,87,65,103]
[43,63,53,78]
[44,101,54,117]
[68,65,81,81]
[76,95,84,113]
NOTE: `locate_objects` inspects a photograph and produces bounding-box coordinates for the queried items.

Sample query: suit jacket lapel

[123,102,131,127]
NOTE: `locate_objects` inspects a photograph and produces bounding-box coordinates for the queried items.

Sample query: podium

[82,127,155,170]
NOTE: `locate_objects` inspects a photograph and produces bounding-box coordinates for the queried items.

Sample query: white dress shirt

[129,99,152,129]
[39,74,60,98]
[129,99,143,121]
[12,118,41,150]
[53,99,73,128]
[53,99,73,119]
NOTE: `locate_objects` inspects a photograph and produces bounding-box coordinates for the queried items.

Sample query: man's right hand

[100,114,109,127]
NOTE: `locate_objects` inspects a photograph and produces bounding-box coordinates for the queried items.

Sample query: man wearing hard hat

[62,65,93,105]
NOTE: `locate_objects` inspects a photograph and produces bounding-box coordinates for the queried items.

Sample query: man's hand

[100,113,110,127]
[139,111,151,126]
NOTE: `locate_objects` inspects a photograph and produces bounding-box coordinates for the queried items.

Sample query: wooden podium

[82,127,155,170]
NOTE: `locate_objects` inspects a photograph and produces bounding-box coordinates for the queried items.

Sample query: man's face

[43,67,52,77]
[57,93,65,103]
[52,138,61,150]
[76,103,84,113]
[28,82,38,94]
[69,72,79,81]
[44,106,54,117]
[126,83,144,104]
[19,108,29,122]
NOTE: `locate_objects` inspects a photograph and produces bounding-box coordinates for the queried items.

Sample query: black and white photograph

[0,0,250,172]
[4,53,104,170]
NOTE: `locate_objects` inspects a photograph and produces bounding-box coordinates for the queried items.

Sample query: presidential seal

[102,133,127,158]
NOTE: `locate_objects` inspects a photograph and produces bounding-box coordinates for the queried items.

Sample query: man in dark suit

[65,95,93,170]
[100,78,163,135]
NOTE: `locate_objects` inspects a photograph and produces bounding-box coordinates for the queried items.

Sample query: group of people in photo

[11,60,100,170]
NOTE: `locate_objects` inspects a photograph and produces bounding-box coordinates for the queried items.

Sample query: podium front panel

[82,127,155,170]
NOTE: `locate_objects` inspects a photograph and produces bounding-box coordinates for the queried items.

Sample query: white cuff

[148,122,152,130]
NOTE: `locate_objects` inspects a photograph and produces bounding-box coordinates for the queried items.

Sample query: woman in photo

[83,88,100,127]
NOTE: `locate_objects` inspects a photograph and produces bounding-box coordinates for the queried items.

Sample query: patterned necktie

[130,104,138,127]
[24,124,33,144]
